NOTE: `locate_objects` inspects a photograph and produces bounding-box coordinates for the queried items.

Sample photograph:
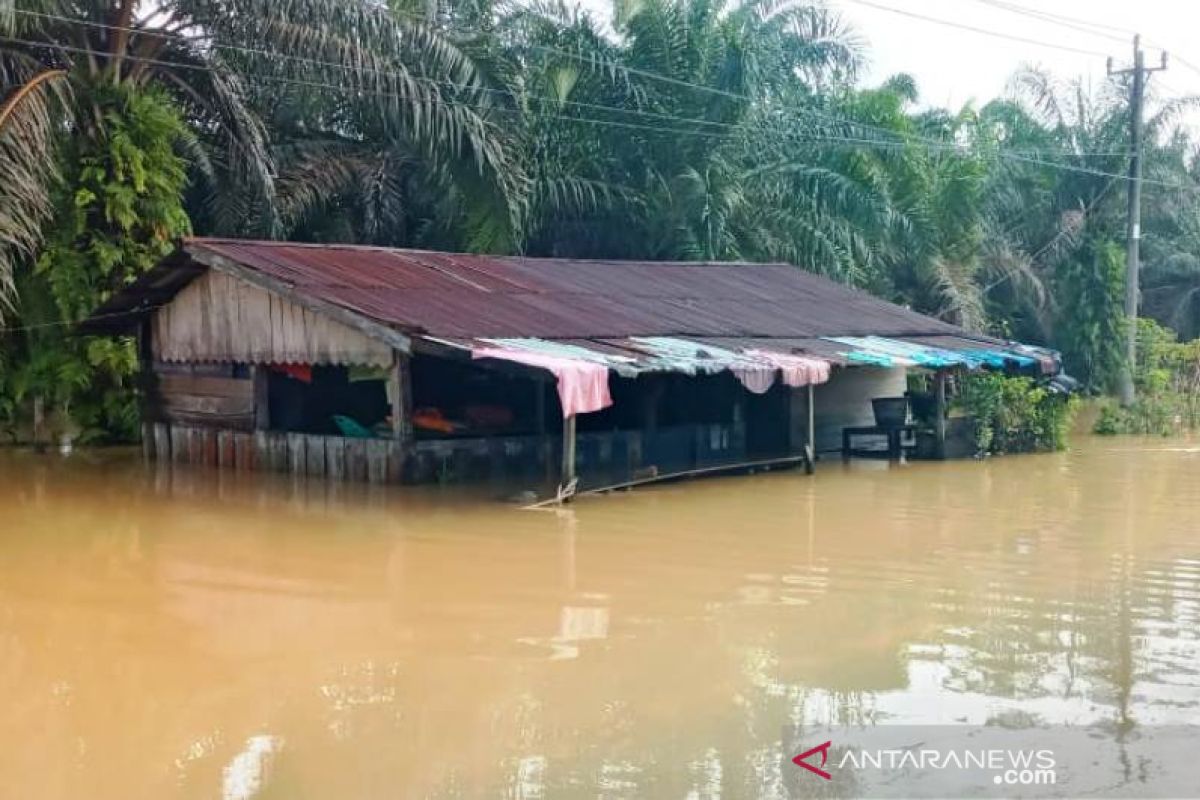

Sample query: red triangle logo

[792,740,833,780]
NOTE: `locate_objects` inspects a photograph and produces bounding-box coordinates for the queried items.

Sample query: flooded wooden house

[82,238,1060,495]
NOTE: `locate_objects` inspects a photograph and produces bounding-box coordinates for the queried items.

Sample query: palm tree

[0,0,521,308]
[494,0,894,270]
[975,66,1200,384]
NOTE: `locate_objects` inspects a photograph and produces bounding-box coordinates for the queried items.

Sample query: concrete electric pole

[1109,35,1167,406]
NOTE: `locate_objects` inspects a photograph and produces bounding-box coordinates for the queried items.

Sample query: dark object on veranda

[872,397,910,428]
[906,391,937,424]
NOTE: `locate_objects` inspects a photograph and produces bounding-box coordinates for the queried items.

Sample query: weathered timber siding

[144,420,783,488]
[147,422,403,484]
[152,269,394,365]
[153,372,256,430]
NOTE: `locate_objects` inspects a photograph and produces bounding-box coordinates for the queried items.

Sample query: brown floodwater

[1,435,1198,799]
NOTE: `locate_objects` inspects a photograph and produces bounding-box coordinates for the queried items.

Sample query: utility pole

[1109,36,1167,406]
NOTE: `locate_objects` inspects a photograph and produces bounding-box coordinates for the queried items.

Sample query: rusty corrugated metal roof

[187,238,967,339]
[84,238,1014,352]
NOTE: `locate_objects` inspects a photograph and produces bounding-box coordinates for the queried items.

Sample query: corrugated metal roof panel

[87,238,1027,354]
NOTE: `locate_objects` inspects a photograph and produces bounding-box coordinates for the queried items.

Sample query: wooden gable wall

[151,269,395,366]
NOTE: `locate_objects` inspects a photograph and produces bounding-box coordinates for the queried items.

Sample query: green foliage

[39,84,191,322]
[955,372,1077,455]
[1054,237,1127,392]
[5,0,1200,448]
[0,84,189,443]
[1094,319,1200,435]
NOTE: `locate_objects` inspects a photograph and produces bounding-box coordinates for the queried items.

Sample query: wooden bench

[842,425,917,462]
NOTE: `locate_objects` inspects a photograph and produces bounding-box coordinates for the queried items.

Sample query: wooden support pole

[390,351,413,445]
[561,414,578,498]
[806,383,816,475]
[935,370,948,460]
[251,364,270,430]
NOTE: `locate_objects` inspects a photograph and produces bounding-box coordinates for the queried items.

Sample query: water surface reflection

[0,437,1197,798]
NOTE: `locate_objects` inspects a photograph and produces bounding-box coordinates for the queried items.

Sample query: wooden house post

[251,365,270,429]
[384,352,414,484]
[934,369,948,459]
[561,414,578,494]
[806,383,816,475]
[390,351,413,445]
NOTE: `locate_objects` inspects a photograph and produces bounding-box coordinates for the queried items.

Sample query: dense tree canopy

[2,0,1200,438]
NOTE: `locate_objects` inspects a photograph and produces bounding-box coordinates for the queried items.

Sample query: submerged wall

[812,366,907,453]
[141,360,902,484]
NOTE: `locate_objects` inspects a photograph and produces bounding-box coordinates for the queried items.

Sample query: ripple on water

[0,436,1198,796]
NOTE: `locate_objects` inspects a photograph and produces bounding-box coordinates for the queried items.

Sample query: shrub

[955,372,1077,455]
[1093,319,1200,436]
[0,84,189,444]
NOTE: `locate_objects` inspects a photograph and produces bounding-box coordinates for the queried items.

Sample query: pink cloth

[746,350,831,387]
[472,347,612,417]
[731,366,777,394]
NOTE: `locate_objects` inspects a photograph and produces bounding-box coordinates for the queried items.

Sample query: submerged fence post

[935,370,948,460]
[390,351,414,483]
[561,413,578,500]
[390,351,413,446]
[806,383,816,475]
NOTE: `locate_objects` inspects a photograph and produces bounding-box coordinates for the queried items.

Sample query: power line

[2,32,1198,191]
[20,3,1196,173]
[982,177,1120,294]
[0,306,161,334]
[420,1,1200,166]
[4,13,1152,166]
[15,5,948,151]
[839,0,1110,58]
[1167,53,1200,82]
[11,7,915,146]
[0,34,1184,188]
[971,0,1133,43]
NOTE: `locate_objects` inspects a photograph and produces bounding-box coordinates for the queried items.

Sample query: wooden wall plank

[157,373,253,399]
[366,439,388,484]
[345,440,368,482]
[305,434,327,477]
[287,433,306,475]
[233,432,255,470]
[170,425,187,463]
[155,371,255,430]
[153,422,171,462]
[153,270,392,366]
[253,431,270,471]
[268,433,289,473]
[218,430,237,469]
[186,427,203,464]
[201,428,218,467]
[387,441,404,483]
[326,437,346,481]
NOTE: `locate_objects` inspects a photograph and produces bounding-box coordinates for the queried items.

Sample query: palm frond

[0,67,70,314]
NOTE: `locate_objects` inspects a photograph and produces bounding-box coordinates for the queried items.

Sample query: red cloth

[272,363,313,383]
